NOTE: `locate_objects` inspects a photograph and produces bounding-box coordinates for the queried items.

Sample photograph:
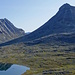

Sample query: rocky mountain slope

[0,3,75,46]
[0,18,25,43]
[27,32,75,45]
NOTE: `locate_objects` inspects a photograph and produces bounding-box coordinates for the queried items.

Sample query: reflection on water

[0,63,12,71]
[0,63,30,75]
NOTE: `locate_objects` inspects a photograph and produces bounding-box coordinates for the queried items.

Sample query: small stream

[0,63,30,75]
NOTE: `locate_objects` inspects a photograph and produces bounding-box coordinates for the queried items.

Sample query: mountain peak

[4,18,8,20]
[63,3,70,6]
[0,4,75,46]
[0,18,8,22]
[59,3,71,10]
[0,18,25,43]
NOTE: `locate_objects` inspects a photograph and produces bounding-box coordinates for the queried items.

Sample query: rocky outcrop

[0,18,25,43]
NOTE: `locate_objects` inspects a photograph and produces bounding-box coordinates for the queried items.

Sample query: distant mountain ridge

[27,32,75,45]
[0,18,25,43]
[0,3,75,46]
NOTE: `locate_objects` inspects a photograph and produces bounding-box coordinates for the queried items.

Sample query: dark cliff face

[0,18,25,43]
[18,3,75,42]
[0,3,75,46]
[30,3,75,38]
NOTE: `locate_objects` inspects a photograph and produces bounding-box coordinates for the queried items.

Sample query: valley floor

[0,43,75,75]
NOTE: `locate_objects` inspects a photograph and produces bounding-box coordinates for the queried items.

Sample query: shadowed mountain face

[0,3,75,46]
[0,63,12,71]
[31,3,75,38]
[0,18,25,43]
[23,3,75,40]
[27,33,75,45]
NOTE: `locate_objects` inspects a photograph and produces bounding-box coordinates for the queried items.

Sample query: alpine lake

[0,63,30,75]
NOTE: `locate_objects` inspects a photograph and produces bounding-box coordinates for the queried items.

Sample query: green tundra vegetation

[0,43,75,75]
[0,3,75,75]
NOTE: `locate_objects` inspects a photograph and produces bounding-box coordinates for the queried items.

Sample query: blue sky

[0,0,75,32]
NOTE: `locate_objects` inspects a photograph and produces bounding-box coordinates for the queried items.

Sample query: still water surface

[0,63,30,75]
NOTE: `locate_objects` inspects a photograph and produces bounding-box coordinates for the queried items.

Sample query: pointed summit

[59,3,71,10]
[0,18,25,43]
[62,3,70,6]
[0,3,75,46]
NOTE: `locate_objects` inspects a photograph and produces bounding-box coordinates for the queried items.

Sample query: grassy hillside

[0,42,75,75]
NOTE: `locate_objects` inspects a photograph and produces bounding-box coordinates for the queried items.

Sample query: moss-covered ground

[0,43,75,75]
